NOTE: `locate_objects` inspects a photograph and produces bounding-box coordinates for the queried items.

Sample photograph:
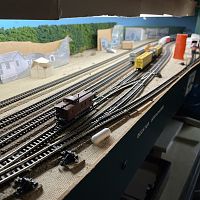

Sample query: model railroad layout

[1,40,196,198]
[0,50,129,109]
[0,40,156,112]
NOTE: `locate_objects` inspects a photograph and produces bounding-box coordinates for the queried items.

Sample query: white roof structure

[31,57,53,79]
[32,57,51,71]
[34,57,50,64]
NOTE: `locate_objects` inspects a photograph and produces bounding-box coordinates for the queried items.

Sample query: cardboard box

[121,41,134,50]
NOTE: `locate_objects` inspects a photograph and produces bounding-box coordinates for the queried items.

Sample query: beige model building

[31,57,53,79]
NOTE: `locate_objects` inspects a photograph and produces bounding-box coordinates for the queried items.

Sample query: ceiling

[0,0,197,19]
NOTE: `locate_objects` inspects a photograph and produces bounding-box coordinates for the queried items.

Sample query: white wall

[15,54,29,75]
[0,61,17,83]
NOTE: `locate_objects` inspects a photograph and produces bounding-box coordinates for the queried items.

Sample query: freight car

[134,45,163,70]
[129,46,145,64]
[159,35,176,45]
[149,45,163,57]
[129,42,158,64]
[55,91,94,124]
[134,51,153,70]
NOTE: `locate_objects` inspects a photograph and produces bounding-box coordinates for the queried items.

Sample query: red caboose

[55,91,94,123]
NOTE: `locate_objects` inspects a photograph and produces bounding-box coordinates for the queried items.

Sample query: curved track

[0,43,176,185]
[0,40,157,111]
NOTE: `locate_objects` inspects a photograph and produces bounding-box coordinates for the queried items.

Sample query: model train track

[0,40,158,111]
[0,67,140,171]
[0,58,130,130]
[71,43,173,133]
[0,109,55,148]
[1,52,191,185]
[0,68,141,171]
[0,57,153,170]
[93,51,163,105]
[87,43,172,127]
[0,63,133,148]
[0,43,169,155]
[0,42,175,185]
[0,43,172,177]
[0,51,130,109]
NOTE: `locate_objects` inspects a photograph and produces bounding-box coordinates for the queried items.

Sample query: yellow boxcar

[134,51,153,70]
[152,45,163,57]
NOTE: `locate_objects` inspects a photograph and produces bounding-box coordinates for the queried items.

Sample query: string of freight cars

[0,63,134,149]
[0,43,172,184]
[0,40,156,110]
[1,43,195,186]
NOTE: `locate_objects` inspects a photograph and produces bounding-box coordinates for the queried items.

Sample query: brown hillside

[0,39,63,55]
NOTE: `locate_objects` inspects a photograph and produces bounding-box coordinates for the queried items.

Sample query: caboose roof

[64,95,78,102]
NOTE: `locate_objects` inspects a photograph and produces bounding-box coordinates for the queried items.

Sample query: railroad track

[0,55,187,186]
[0,58,131,130]
[0,68,140,170]
[0,40,157,110]
[87,43,172,127]
[93,50,164,106]
[0,42,156,132]
[0,63,132,148]
[0,51,131,109]
[0,66,141,169]
[0,43,175,185]
[0,109,55,148]
[0,76,176,185]
[77,43,173,132]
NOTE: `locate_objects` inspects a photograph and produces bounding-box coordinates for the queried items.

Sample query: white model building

[0,51,29,83]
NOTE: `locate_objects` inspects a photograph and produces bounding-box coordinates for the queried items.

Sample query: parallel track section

[0,43,175,185]
[0,58,130,129]
[0,63,132,148]
[0,51,130,109]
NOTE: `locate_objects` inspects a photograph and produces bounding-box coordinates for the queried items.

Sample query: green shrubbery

[0,23,115,54]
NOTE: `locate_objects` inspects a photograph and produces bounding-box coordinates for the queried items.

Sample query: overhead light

[140,14,173,17]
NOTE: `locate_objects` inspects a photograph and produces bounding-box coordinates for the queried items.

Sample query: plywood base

[2,43,198,200]
[21,46,198,200]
